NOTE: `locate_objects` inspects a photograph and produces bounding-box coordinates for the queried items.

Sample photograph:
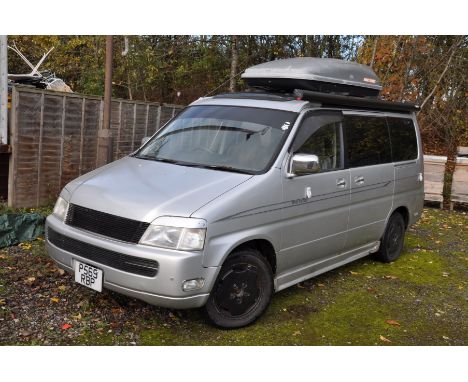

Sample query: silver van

[46,58,424,328]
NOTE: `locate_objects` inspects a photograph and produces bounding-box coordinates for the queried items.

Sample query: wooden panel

[451,159,468,204]
[61,97,83,188]
[423,155,446,204]
[457,146,468,156]
[116,103,134,158]
[159,105,175,126]
[110,100,122,160]
[38,94,63,205]
[133,104,148,150]
[81,99,100,174]
[13,90,42,207]
[146,105,160,136]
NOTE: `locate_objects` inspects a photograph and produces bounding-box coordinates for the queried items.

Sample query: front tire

[204,249,273,329]
[375,212,406,263]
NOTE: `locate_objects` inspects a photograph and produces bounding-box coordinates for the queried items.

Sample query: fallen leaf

[317,283,325,287]
[57,268,65,276]
[20,329,32,337]
[61,323,72,330]
[292,331,301,336]
[350,271,360,275]
[58,285,67,291]
[386,319,401,326]
[442,272,449,277]
[384,275,398,280]
[442,336,450,340]
[296,283,305,289]
[0,299,5,305]
[72,313,82,320]
[379,335,392,343]
[24,277,36,285]
[50,297,60,303]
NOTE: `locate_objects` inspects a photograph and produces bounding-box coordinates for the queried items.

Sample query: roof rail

[294,89,419,113]
[213,91,298,102]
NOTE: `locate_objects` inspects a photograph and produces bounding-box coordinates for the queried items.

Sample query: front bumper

[45,215,218,309]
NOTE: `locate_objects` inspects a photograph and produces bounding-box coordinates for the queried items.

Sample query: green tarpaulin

[0,213,45,248]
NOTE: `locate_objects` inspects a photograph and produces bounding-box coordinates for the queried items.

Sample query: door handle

[354,175,364,185]
[336,178,347,188]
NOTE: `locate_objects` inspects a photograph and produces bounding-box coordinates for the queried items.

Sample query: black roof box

[242,57,382,97]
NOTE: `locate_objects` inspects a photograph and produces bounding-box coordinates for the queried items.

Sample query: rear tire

[375,212,406,263]
[204,249,273,329]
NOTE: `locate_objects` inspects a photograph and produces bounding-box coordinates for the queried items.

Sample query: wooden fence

[8,86,184,208]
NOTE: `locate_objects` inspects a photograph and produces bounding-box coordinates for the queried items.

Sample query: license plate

[74,260,103,292]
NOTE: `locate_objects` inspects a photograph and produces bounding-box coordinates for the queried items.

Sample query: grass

[0,207,466,345]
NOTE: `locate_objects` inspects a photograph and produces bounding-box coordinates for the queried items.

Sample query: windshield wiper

[182,163,253,174]
[135,155,180,164]
[136,155,253,174]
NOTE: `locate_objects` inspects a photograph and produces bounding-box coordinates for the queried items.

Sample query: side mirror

[287,153,320,177]
[141,136,151,146]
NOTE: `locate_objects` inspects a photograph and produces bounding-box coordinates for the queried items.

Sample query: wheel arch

[391,205,410,229]
[231,239,277,275]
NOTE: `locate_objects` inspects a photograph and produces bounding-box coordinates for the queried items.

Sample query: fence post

[96,99,113,167]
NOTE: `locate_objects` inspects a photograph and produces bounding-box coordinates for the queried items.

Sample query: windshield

[134,105,297,174]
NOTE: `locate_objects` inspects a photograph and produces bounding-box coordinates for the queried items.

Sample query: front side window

[345,115,392,167]
[387,117,418,162]
[134,105,297,174]
[291,112,343,173]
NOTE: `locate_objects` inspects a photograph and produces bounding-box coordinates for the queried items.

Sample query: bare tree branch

[229,36,238,93]
[369,36,379,68]
[420,37,463,110]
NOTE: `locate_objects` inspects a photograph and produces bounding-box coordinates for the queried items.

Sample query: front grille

[65,204,150,243]
[47,228,159,277]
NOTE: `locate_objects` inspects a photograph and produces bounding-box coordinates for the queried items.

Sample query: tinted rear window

[387,117,418,161]
[345,116,392,167]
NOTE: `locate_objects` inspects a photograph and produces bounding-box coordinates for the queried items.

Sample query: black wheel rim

[213,262,262,318]
[386,219,404,256]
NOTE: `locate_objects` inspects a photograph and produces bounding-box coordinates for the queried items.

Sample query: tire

[204,249,274,329]
[375,212,406,263]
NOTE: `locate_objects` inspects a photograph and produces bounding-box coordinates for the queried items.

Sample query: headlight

[139,217,206,251]
[53,196,69,221]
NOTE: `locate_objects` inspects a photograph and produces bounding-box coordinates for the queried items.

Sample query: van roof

[190,94,310,113]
